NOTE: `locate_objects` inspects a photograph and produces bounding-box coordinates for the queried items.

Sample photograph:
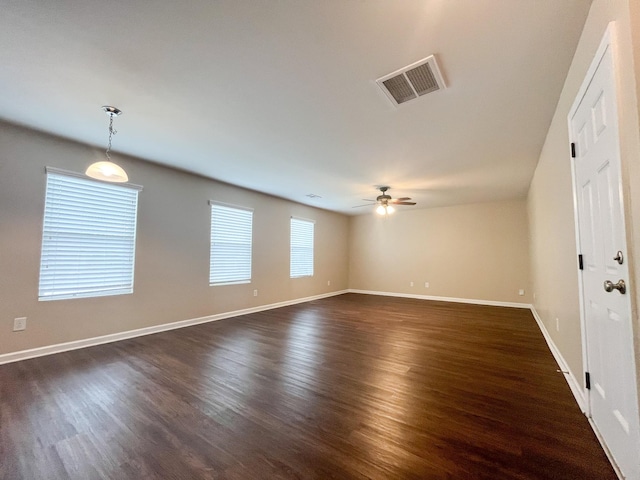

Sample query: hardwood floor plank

[0,294,616,479]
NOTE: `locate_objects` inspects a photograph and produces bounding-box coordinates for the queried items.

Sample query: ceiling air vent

[376,55,445,106]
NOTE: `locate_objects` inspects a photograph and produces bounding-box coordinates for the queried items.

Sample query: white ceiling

[0,0,591,214]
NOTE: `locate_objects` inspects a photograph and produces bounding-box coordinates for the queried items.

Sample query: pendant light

[85,106,128,183]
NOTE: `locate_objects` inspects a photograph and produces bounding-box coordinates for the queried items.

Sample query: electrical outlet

[253,289,258,297]
[533,292,537,300]
[327,280,331,286]
[518,289,525,296]
[13,317,27,332]
[424,282,429,288]
[410,281,414,287]
[556,317,560,332]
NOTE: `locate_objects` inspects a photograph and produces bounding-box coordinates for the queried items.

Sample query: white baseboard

[0,290,349,366]
[529,306,586,412]
[347,289,531,309]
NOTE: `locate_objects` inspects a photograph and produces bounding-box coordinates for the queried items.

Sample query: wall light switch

[253,290,258,297]
[518,289,525,296]
[424,282,429,288]
[327,280,331,286]
[556,317,560,332]
[410,281,414,287]
[13,317,27,331]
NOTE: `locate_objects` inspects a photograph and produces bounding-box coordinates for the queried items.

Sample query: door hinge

[571,142,576,158]
[578,254,583,270]
[585,371,591,390]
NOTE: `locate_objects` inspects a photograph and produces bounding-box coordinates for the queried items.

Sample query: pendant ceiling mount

[102,105,122,116]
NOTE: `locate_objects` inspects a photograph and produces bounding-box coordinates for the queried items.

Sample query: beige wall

[0,122,349,356]
[349,200,531,304]
[527,0,640,384]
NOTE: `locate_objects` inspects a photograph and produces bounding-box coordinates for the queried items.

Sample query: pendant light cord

[106,114,117,161]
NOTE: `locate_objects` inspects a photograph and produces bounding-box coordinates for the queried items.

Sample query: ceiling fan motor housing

[376,186,391,203]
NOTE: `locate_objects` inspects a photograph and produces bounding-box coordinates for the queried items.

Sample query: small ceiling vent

[376,55,445,106]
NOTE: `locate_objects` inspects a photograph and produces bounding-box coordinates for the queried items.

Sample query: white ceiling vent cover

[376,55,445,106]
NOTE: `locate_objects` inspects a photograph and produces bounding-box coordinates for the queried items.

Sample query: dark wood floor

[0,294,615,479]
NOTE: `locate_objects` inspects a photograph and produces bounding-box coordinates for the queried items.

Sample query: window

[209,202,253,285]
[290,217,314,278]
[38,168,141,301]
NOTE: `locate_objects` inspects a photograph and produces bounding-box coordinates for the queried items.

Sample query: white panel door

[571,31,640,479]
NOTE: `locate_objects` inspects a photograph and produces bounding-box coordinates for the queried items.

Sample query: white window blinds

[210,203,253,285]
[38,169,141,301]
[290,217,314,278]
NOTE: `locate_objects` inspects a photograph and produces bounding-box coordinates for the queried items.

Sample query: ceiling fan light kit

[85,106,129,183]
[376,204,395,216]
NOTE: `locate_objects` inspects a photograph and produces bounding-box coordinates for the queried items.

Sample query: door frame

[567,21,633,478]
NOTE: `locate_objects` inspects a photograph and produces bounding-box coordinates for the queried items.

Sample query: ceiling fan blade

[361,199,375,202]
[391,197,411,202]
[352,203,375,208]
[394,201,416,205]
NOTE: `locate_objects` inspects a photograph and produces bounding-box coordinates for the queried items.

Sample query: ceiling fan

[353,186,416,215]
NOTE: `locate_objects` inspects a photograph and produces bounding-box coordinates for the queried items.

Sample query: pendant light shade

[86,106,128,183]
[85,160,128,182]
